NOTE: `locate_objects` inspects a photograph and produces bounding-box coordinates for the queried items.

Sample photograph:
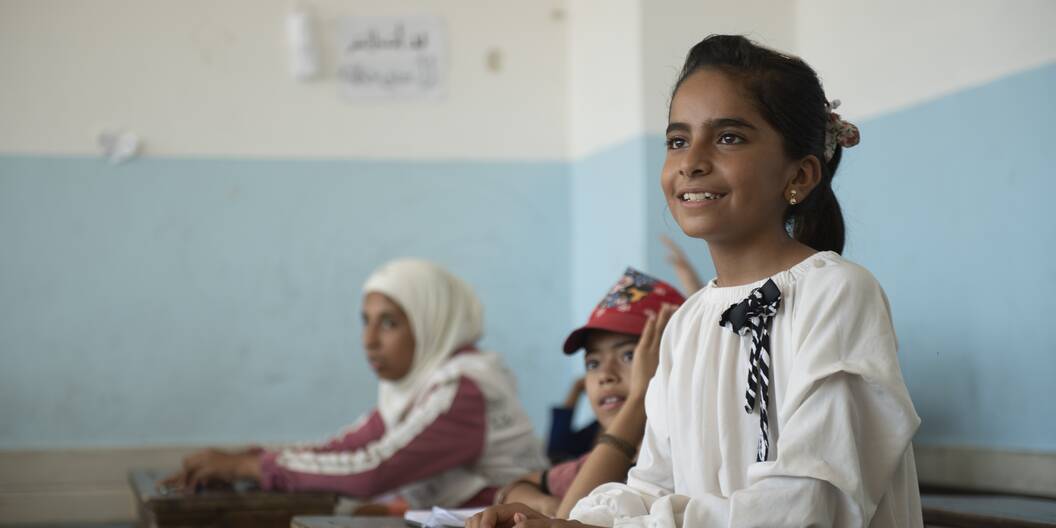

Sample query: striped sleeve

[258,376,487,498]
[307,412,387,453]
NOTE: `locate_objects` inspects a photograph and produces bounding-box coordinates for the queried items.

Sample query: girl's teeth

[682,192,723,202]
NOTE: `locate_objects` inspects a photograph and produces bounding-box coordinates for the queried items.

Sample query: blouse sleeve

[570,265,921,527]
[258,376,487,498]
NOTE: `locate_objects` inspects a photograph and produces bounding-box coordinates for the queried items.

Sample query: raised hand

[660,235,704,293]
[628,303,677,401]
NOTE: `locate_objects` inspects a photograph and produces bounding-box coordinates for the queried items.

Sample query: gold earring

[789,189,798,205]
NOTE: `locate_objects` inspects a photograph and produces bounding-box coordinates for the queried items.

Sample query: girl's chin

[676,226,720,241]
[375,367,403,381]
[671,216,722,240]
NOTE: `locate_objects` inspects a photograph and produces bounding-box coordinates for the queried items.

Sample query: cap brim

[562,316,644,354]
[562,326,592,354]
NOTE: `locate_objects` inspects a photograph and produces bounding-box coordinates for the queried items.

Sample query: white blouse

[570,251,922,527]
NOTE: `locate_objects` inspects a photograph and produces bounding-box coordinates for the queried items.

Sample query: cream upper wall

[641,0,797,136]
[568,0,799,157]
[640,0,1056,134]
[0,0,568,160]
[4,1,1053,160]
[795,0,1056,122]
[566,0,644,159]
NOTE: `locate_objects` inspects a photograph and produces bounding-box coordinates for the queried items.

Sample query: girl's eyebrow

[666,122,691,135]
[666,117,757,135]
[364,310,398,319]
[707,117,756,129]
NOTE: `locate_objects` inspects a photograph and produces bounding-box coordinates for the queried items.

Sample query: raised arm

[555,304,676,518]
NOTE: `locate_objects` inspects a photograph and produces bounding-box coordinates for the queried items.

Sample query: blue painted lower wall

[569,136,714,321]
[569,139,648,323]
[838,63,1056,451]
[0,157,571,448]
[2,62,1054,453]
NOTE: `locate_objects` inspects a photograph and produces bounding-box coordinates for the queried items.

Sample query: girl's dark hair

[672,34,845,254]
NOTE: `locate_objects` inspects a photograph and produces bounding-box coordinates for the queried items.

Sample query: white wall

[641,0,797,134]
[795,0,1056,121]
[0,0,569,160]
[568,0,799,154]
[566,0,644,159]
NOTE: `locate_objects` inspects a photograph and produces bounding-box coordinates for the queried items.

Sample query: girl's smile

[676,189,728,207]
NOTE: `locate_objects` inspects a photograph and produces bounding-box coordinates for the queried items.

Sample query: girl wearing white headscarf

[169,259,547,509]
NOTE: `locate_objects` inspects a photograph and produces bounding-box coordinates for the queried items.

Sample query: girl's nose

[679,142,712,178]
[362,324,380,350]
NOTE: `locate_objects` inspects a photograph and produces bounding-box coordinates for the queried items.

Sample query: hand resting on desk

[160,447,263,492]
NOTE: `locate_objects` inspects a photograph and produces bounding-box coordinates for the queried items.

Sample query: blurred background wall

[1,0,1054,522]
[1,0,573,452]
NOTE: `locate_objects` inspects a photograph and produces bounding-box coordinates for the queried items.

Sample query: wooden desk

[129,469,337,528]
[289,495,1056,528]
[292,517,408,528]
[923,494,1056,528]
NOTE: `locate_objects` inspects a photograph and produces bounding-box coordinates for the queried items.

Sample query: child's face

[582,330,638,429]
[662,68,799,243]
[361,292,416,381]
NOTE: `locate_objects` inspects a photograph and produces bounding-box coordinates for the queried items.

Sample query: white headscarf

[361,259,548,506]
[363,259,485,428]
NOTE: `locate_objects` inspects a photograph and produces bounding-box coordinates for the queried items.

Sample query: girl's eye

[622,350,635,363]
[585,359,599,371]
[718,133,744,145]
[666,137,687,150]
[380,317,396,329]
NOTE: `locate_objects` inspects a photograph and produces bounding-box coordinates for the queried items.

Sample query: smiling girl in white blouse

[468,34,922,528]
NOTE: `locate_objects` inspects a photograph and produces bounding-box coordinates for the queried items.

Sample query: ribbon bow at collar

[719,278,782,462]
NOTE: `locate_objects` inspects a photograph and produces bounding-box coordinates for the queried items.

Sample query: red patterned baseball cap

[563,268,686,354]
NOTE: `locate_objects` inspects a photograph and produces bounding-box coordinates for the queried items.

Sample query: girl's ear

[784,155,823,204]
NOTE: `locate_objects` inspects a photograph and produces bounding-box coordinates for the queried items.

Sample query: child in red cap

[493,268,685,518]
[549,240,703,464]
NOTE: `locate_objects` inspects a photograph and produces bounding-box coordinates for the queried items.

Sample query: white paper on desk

[404,506,484,527]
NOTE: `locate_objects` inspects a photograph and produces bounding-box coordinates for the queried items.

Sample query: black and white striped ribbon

[719,279,782,462]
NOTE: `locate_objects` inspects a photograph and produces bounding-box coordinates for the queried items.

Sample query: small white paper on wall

[337,16,447,100]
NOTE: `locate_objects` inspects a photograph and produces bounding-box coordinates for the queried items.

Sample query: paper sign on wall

[337,16,447,99]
